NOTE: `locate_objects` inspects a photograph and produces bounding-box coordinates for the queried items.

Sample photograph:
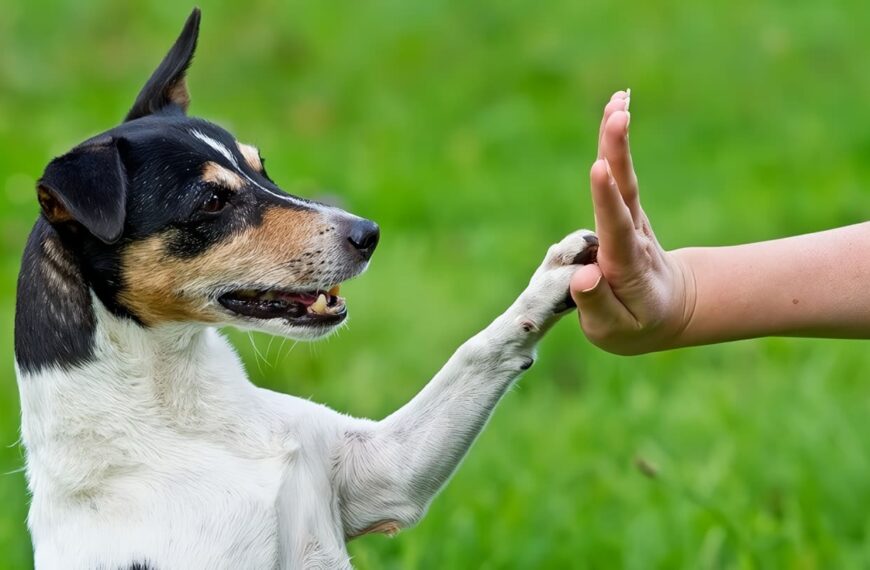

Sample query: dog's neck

[15,221,259,495]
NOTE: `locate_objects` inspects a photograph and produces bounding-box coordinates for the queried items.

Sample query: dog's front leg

[334,230,597,538]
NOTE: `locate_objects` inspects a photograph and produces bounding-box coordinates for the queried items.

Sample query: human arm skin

[674,225,870,345]
[569,91,870,354]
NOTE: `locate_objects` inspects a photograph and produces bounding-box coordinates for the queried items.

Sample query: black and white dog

[14,9,597,569]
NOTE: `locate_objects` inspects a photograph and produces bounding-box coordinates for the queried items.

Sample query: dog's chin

[229,316,347,341]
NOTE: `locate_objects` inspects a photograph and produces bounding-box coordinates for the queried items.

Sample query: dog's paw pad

[572,234,599,265]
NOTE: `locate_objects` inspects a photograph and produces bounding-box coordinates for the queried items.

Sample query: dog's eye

[201,189,231,214]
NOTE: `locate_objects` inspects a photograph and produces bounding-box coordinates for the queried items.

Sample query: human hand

[569,91,696,354]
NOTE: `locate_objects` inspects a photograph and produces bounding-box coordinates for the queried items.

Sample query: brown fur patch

[120,207,322,325]
[350,520,401,539]
[202,161,243,190]
[237,142,262,172]
[167,78,191,112]
[37,186,74,224]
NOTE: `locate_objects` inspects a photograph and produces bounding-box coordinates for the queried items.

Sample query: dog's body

[14,10,597,569]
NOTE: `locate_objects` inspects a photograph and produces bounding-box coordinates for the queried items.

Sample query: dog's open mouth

[218,285,346,325]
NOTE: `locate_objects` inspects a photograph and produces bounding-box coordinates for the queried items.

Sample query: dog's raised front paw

[538,230,599,274]
[518,230,598,330]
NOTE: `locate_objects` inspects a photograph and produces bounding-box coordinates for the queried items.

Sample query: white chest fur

[17,303,351,569]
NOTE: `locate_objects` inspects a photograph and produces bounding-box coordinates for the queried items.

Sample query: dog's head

[35,9,378,340]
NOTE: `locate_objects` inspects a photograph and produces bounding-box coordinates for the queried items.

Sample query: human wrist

[656,249,699,351]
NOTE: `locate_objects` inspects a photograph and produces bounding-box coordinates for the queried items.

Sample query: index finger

[589,159,638,265]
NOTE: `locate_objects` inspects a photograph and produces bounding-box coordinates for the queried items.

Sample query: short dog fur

[14,9,598,569]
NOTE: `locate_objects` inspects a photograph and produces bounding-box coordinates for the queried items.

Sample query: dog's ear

[37,137,127,244]
[124,8,201,122]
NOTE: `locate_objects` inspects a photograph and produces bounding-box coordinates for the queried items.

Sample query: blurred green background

[2,0,870,568]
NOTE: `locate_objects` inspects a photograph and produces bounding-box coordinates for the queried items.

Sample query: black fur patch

[14,219,96,373]
[38,136,128,244]
[125,7,200,122]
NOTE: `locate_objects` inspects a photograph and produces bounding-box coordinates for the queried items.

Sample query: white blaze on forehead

[192,129,238,166]
[190,129,329,211]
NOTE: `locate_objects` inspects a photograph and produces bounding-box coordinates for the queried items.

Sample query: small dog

[14,9,597,569]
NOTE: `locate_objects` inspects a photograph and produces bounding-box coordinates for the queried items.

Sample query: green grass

[2,0,870,568]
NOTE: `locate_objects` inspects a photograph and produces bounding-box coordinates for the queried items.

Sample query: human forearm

[673,222,870,347]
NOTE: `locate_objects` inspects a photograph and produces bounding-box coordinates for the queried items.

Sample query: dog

[13,9,597,569]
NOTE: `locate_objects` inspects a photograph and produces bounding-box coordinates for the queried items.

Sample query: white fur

[17,230,594,569]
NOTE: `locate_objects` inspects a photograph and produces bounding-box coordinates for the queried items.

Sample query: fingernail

[625,111,631,133]
[580,275,602,294]
[624,88,631,112]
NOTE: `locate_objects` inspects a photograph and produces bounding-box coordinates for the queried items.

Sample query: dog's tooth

[261,291,276,301]
[328,285,341,296]
[310,293,328,314]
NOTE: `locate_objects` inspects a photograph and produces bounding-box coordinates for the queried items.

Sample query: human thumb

[570,264,635,334]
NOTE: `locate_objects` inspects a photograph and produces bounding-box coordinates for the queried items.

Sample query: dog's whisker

[275,336,289,362]
[265,334,277,367]
[280,340,299,365]
[248,331,266,375]
[3,465,26,476]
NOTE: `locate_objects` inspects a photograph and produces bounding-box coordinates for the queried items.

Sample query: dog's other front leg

[334,230,598,538]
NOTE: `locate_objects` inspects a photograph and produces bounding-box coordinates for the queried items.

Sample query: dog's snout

[347,219,380,261]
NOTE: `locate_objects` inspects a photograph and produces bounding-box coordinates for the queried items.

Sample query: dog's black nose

[347,218,380,261]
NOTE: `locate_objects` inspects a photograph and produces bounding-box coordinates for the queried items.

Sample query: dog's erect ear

[124,8,201,122]
[37,137,127,244]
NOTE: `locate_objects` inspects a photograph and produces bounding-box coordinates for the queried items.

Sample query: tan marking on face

[237,142,262,172]
[202,161,243,190]
[119,207,323,325]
